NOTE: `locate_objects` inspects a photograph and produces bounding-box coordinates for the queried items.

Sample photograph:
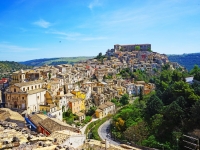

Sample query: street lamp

[113,127,116,141]
[176,138,179,150]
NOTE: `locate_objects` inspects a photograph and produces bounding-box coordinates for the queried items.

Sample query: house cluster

[0,123,138,150]
[0,109,138,150]
[0,43,182,149]
[0,107,89,149]
[106,44,171,72]
[0,44,178,122]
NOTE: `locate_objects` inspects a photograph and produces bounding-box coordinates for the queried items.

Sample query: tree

[124,121,149,145]
[142,135,160,148]
[120,94,129,105]
[48,72,51,79]
[147,47,152,52]
[162,87,174,105]
[191,101,200,125]
[171,81,199,106]
[162,63,170,71]
[175,96,187,109]
[63,85,67,94]
[172,70,183,82]
[86,106,96,116]
[145,95,163,118]
[192,83,200,95]
[156,90,162,99]
[160,70,172,83]
[135,46,140,51]
[150,114,164,135]
[139,87,143,101]
[190,65,200,75]
[115,117,125,131]
[98,52,102,58]
[194,70,200,81]
[96,52,103,60]
[163,101,184,124]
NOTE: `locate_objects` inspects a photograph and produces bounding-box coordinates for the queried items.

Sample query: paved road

[98,119,120,146]
[80,118,98,134]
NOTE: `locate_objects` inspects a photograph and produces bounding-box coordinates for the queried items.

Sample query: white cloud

[46,30,107,41]
[81,36,107,41]
[33,19,51,28]
[50,31,81,37]
[0,43,39,52]
[47,31,81,40]
[96,0,200,30]
[88,0,101,10]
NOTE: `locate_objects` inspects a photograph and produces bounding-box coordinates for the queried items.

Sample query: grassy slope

[0,61,32,78]
[19,56,94,66]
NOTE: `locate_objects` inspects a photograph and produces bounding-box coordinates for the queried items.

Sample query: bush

[65,117,74,125]
[111,98,122,107]
[83,116,92,124]
[86,107,96,116]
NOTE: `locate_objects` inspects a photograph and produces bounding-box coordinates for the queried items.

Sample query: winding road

[98,119,120,146]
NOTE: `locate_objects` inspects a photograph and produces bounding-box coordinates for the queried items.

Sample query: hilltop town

[0,44,183,149]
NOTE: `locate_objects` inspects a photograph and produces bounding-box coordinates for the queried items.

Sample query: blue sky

[0,0,200,61]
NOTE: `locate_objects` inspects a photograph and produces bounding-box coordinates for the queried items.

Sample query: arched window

[14,88,16,92]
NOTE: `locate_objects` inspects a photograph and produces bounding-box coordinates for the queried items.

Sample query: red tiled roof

[86,66,90,69]
[0,80,5,84]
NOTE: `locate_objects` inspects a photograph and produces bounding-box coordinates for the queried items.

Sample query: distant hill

[168,53,200,71]
[0,61,32,79]
[19,56,94,67]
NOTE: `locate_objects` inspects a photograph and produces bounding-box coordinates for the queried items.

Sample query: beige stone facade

[5,80,46,113]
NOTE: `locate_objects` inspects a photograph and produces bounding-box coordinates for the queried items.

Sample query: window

[22,97,24,100]
[31,86,33,90]
[27,87,29,90]
[23,88,25,91]
[35,85,37,89]
[39,85,40,88]
[14,88,16,92]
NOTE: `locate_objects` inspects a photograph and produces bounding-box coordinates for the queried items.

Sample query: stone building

[5,80,46,113]
[95,101,115,119]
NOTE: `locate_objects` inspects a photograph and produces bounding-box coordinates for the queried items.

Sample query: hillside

[19,56,94,66]
[0,61,32,79]
[168,53,200,71]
